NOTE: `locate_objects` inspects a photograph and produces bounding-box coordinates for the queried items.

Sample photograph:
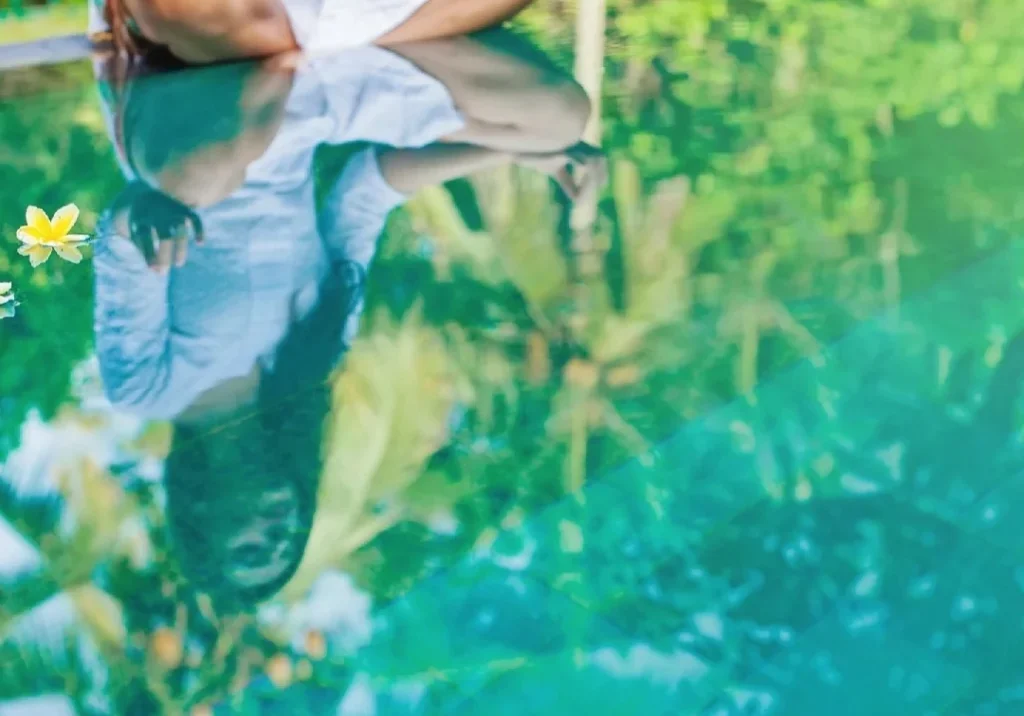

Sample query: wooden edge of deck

[0,33,92,72]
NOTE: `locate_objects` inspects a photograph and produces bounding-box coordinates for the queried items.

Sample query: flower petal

[23,244,52,267]
[0,282,10,293]
[53,244,83,264]
[50,204,80,238]
[25,206,52,238]
[17,226,45,245]
[0,293,12,305]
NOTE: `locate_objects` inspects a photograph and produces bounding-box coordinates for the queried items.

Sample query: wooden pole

[571,0,606,231]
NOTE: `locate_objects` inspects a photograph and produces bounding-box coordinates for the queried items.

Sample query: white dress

[88,0,431,53]
[93,46,463,419]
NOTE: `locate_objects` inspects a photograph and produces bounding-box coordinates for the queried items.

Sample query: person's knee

[538,79,592,150]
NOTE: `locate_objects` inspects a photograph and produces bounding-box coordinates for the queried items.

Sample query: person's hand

[127,187,205,272]
[514,142,607,201]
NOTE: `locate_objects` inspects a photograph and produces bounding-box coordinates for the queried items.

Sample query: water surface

[2,6,1024,714]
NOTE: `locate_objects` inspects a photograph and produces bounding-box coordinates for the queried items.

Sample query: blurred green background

[0,0,87,44]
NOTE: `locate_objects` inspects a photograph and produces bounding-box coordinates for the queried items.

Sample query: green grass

[0,5,88,45]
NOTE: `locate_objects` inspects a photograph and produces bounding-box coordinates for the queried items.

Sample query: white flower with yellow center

[17,204,89,266]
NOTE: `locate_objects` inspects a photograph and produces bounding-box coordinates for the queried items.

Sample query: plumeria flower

[17,204,89,267]
[0,281,15,320]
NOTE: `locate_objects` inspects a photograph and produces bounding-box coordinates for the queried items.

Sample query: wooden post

[571,0,606,232]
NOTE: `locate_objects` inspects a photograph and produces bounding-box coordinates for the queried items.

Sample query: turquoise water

[3,8,1024,715]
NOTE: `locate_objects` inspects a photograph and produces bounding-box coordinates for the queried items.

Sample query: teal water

[3,7,1024,715]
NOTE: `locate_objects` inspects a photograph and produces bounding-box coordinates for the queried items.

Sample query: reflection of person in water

[93,34,602,608]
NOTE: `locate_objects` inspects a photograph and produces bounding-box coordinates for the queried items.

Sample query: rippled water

[3,5,1024,714]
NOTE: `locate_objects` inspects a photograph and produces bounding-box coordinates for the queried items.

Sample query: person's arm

[376,143,513,195]
[379,141,605,201]
[377,0,534,45]
[317,143,517,258]
[93,202,216,419]
[318,140,602,261]
[93,208,176,413]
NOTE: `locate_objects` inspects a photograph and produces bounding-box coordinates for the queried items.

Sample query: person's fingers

[570,152,608,201]
[155,236,175,274]
[149,226,166,270]
[567,150,602,176]
[173,235,189,268]
[575,166,602,209]
[132,221,157,266]
[552,165,579,200]
[187,213,205,245]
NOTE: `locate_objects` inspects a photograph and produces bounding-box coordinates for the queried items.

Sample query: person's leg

[389,34,592,153]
